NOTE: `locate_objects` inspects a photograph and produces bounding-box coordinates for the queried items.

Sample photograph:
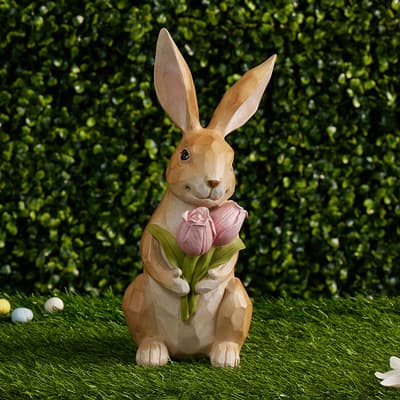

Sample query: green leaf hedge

[1,0,399,297]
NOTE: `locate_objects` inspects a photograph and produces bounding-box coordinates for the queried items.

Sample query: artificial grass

[0,293,399,399]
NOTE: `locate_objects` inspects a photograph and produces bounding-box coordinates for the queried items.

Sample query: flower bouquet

[148,201,247,320]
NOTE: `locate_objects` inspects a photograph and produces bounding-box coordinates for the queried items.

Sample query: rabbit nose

[207,179,220,188]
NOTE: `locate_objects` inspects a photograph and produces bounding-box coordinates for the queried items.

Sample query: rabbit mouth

[202,189,223,201]
[185,185,229,205]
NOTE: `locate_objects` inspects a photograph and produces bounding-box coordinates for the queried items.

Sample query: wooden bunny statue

[122,28,276,367]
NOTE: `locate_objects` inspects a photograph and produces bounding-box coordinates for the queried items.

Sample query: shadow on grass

[5,328,137,367]
[6,328,220,372]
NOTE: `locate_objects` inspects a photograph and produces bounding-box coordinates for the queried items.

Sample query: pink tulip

[176,207,216,257]
[210,201,248,246]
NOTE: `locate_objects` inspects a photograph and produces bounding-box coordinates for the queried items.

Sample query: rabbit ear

[208,54,277,136]
[154,28,201,133]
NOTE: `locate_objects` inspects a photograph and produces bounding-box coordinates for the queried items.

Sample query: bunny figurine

[122,28,276,367]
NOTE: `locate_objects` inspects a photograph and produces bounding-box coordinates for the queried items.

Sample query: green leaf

[147,224,184,269]
[208,237,246,270]
[180,254,199,284]
[190,247,216,286]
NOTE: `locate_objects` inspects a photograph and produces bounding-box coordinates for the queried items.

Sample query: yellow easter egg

[0,299,11,315]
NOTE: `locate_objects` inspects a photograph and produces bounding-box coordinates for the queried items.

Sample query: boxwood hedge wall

[1,0,399,297]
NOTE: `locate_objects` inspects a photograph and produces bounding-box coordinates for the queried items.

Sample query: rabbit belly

[148,275,228,357]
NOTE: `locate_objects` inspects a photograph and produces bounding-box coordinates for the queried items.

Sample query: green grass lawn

[1,293,399,399]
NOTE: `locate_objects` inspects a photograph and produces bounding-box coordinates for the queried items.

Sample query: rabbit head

[154,28,276,209]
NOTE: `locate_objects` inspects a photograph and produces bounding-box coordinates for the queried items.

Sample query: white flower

[375,356,400,388]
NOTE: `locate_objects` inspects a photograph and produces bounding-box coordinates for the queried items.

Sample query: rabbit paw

[170,276,191,296]
[195,277,219,294]
[136,338,170,367]
[210,341,240,368]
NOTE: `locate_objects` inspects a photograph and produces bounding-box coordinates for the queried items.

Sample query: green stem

[180,255,198,321]
[188,293,199,318]
[181,296,190,321]
[191,247,216,286]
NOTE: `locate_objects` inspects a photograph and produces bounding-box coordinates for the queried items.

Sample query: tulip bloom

[210,201,248,246]
[176,207,216,257]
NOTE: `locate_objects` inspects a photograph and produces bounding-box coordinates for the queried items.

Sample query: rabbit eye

[180,149,190,161]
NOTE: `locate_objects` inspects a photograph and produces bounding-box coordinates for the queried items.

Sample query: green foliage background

[0,0,399,297]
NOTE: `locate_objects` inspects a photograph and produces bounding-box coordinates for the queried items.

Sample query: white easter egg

[11,307,34,323]
[44,297,64,313]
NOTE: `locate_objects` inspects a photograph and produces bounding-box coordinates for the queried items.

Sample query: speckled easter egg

[44,297,64,313]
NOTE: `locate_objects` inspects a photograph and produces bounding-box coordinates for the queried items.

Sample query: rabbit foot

[210,341,240,368]
[136,338,170,367]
